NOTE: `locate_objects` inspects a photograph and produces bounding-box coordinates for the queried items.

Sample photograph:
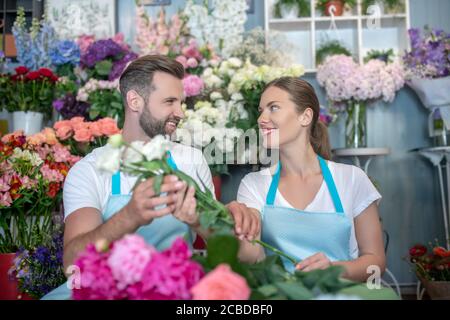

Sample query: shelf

[269,18,312,24]
[269,14,407,24]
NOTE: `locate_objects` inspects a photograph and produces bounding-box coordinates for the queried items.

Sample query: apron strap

[111,151,178,195]
[266,162,281,206]
[111,171,121,195]
[166,151,178,170]
[265,156,345,214]
[318,156,345,214]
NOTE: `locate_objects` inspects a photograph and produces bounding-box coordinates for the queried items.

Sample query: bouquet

[0,130,79,252]
[76,78,124,127]
[53,117,121,157]
[8,228,66,299]
[408,243,450,282]
[5,66,59,117]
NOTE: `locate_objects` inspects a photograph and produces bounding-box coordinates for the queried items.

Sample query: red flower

[57,163,69,177]
[38,68,55,78]
[50,75,59,83]
[15,66,29,75]
[9,175,23,200]
[26,71,41,81]
[47,182,60,198]
[409,244,427,258]
[433,246,450,258]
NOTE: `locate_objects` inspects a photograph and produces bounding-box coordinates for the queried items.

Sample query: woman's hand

[226,201,260,241]
[296,252,332,272]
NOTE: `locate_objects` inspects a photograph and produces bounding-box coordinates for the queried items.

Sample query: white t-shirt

[237,161,382,259]
[63,142,215,221]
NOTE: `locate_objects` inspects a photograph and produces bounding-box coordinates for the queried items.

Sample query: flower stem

[252,239,298,265]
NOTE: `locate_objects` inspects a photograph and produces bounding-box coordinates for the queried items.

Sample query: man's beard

[139,106,180,139]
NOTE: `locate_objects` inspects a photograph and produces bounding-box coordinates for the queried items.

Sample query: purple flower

[81,39,124,68]
[53,93,90,119]
[109,51,138,81]
[53,99,65,112]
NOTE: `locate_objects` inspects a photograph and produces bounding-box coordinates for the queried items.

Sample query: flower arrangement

[80,37,137,82]
[316,54,405,105]
[4,66,59,117]
[53,117,121,157]
[175,39,221,76]
[403,27,450,80]
[184,0,248,58]
[408,243,450,282]
[135,2,190,56]
[12,7,58,70]
[75,79,124,127]
[0,130,79,252]
[8,228,66,299]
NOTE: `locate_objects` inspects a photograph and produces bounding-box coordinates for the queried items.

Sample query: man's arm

[63,176,184,272]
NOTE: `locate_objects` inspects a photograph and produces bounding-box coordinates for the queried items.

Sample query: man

[42,55,260,300]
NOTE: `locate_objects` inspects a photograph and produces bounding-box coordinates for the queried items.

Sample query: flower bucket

[12,111,44,135]
[212,175,222,201]
[0,253,33,300]
[419,276,450,300]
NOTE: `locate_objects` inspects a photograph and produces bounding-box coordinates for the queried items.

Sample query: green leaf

[153,174,163,194]
[89,108,100,120]
[206,234,239,268]
[274,281,314,300]
[95,60,113,76]
[141,161,163,172]
[338,284,400,300]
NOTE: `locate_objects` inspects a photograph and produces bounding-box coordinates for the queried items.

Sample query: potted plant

[0,129,79,299]
[408,243,450,300]
[273,0,311,19]
[5,66,58,135]
[364,49,395,63]
[316,0,357,16]
[316,40,352,66]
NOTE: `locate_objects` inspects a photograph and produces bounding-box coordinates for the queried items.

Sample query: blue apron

[42,152,190,300]
[261,155,352,273]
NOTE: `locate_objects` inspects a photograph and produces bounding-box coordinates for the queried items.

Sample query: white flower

[108,134,124,148]
[210,91,223,101]
[97,145,121,174]
[141,135,170,161]
[231,93,244,101]
[123,141,145,166]
[228,57,243,68]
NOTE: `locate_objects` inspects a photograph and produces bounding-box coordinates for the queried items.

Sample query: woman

[237,77,385,282]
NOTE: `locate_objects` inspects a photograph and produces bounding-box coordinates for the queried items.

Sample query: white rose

[210,91,223,101]
[123,141,145,166]
[228,57,242,68]
[141,135,169,161]
[97,146,121,174]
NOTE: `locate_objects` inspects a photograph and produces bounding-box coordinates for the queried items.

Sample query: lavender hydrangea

[403,27,450,79]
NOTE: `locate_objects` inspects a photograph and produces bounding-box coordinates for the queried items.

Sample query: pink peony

[128,238,204,300]
[183,75,204,97]
[186,58,198,69]
[72,244,126,300]
[191,264,251,300]
[107,235,155,290]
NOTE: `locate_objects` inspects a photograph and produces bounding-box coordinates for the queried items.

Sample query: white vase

[281,5,299,19]
[12,111,44,135]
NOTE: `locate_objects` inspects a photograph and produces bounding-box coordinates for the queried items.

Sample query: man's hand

[123,175,185,228]
[226,201,260,241]
[172,182,198,227]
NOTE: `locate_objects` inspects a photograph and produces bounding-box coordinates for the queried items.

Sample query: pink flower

[0,174,11,192]
[40,164,65,183]
[98,118,120,136]
[74,128,93,143]
[128,238,204,300]
[186,58,198,69]
[42,128,58,145]
[26,133,46,146]
[183,75,204,97]
[0,192,12,207]
[73,244,126,300]
[55,126,73,140]
[176,55,188,69]
[89,122,103,137]
[21,176,38,189]
[107,235,155,290]
[191,264,250,300]
[76,35,96,54]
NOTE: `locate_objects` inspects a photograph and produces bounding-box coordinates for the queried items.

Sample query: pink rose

[42,128,58,145]
[55,126,73,140]
[190,264,250,300]
[98,119,120,136]
[73,128,93,142]
[54,120,72,131]
[70,117,85,126]
[89,122,103,137]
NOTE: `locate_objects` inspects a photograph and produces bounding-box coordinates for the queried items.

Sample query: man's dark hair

[119,55,185,107]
